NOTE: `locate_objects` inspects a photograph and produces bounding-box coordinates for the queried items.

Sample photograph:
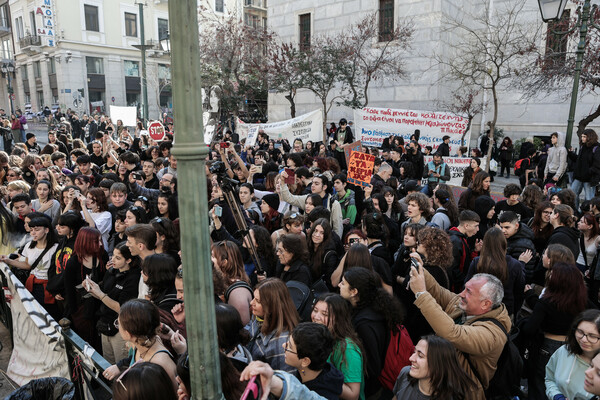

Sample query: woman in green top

[311,293,365,400]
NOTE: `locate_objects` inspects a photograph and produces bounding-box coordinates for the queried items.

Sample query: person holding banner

[334,119,354,171]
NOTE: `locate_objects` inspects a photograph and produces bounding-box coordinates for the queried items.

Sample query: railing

[19,35,42,48]
[0,264,113,399]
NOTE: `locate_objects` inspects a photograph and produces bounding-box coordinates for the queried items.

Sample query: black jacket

[402,150,425,180]
[574,144,600,184]
[352,306,388,398]
[301,362,344,400]
[448,227,473,293]
[506,223,537,278]
[437,142,450,157]
[547,226,581,260]
[275,258,312,287]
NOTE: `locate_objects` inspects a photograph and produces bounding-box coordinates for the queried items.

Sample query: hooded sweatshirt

[545,345,593,400]
[544,132,568,179]
[548,226,581,260]
[474,195,496,240]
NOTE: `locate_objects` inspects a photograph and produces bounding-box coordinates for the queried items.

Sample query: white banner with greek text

[354,107,468,154]
[421,156,472,187]
[237,110,323,145]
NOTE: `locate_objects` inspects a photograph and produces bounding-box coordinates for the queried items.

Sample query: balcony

[19,35,42,54]
[244,0,267,11]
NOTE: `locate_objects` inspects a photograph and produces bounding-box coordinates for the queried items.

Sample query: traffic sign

[148,120,165,141]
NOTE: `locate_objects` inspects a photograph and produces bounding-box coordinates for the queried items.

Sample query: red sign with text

[148,121,165,141]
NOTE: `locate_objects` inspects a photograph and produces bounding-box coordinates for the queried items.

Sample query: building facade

[7,0,243,121]
[0,0,15,115]
[267,0,600,146]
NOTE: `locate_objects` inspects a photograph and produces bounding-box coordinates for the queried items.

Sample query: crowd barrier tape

[0,262,112,400]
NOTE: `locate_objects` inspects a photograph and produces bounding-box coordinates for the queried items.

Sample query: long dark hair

[434,189,458,226]
[27,215,58,250]
[141,253,177,304]
[0,202,16,245]
[343,268,404,331]
[250,225,277,274]
[542,262,587,314]
[471,171,490,195]
[566,309,600,356]
[407,335,477,400]
[314,293,365,370]
[307,218,333,278]
[476,228,508,283]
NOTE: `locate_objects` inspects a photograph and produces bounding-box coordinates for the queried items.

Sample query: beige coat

[414,270,511,400]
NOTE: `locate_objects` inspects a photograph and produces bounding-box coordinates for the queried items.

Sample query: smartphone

[284,168,295,185]
[74,189,80,198]
[214,205,223,217]
[132,172,142,180]
[410,257,419,269]
[255,165,263,174]
[219,142,229,149]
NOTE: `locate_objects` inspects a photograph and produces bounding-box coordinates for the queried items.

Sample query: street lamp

[537,0,600,148]
[0,62,15,115]
[538,0,568,22]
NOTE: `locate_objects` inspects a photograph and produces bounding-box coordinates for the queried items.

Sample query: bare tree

[146,64,172,119]
[436,88,484,146]
[519,1,600,138]
[268,42,304,118]
[341,12,414,108]
[299,34,353,142]
[435,0,540,171]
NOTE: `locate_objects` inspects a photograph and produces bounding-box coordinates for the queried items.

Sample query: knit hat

[262,194,280,211]
[26,132,35,140]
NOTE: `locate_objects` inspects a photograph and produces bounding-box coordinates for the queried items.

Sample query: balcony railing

[245,0,267,10]
[19,35,42,49]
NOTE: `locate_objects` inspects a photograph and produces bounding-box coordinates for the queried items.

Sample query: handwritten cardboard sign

[344,140,363,166]
[347,151,375,187]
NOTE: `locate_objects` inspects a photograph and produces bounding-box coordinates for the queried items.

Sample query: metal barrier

[0,265,113,400]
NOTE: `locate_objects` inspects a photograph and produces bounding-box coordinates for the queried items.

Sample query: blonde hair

[7,180,31,192]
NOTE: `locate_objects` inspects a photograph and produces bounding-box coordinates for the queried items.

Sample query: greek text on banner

[237,110,323,145]
[353,107,468,154]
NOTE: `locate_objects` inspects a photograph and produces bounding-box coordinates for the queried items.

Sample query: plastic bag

[6,377,75,400]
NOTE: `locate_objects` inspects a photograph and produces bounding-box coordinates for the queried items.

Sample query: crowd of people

[1,114,600,400]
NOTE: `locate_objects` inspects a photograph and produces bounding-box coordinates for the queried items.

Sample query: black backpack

[466,318,523,400]
[286,281,315,321]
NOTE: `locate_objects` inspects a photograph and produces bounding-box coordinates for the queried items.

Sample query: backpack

[378,325,414,391]
[286,279,329,322]
[466,318,523,400]
[514,158,527,176]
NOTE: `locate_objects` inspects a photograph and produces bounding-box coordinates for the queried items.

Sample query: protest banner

[347,151,375,187]
[354,107,468,154]
[0,263,70,385]
[421,156,471,187]
[344,141,363,166]
[237,110,323,145]
[109,105,137,127]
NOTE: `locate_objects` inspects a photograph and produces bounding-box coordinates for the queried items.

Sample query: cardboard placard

[347,151,375,187]
[344,140,363,166]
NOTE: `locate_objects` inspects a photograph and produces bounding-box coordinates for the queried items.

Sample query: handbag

[22,123,29,130]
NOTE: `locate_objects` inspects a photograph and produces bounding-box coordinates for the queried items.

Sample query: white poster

[0,263,69,385]
[109,105,138,127]
[354,107,469,154]
[237,110,324,145]
[421,156,472,187]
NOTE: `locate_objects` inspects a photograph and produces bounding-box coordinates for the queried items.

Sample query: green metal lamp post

[168,0,223,399]
[537,0,600,148]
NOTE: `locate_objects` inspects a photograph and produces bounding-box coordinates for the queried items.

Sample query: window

[30,11,37,35]
[15,17,24,40]
[86,56,104,74]
[124,60,139,77]
[299,14,310,51]
[215,0,224,13]
[158,64,171,80]
[33,61,41,78]
[84,5,99,32]
[545,9,570,66]
[0,39,11,59]
[21,66,27,80]
[125,12,137,37]
[49,57,56,74]
[37,90,43,109]
[0,4,9,29]
[379,0,394,42]
[158,18,169,41]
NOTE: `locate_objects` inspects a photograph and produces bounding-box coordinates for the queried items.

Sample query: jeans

[571,179,595,208]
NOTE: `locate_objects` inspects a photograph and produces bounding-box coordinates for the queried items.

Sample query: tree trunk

[577,103,600,139]
[461,115,473,147]
[285,90,296,118]
[322,99,328,143]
